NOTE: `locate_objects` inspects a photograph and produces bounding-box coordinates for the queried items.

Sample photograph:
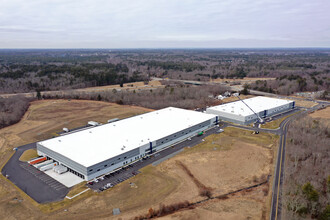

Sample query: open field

[159,186,270,220]
[211,77,276,84]
[0,100,278,219]
[220,95,255,104]
[19,149,38,162]
[70,80,163,93]
[290,98,318,108]
[261,111,301,129]
[309,106,330,119]
[0,80,164,99]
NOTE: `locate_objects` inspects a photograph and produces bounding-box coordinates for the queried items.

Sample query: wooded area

[284,116,329,220]
[0,96,32,128]
[0,49,329,95]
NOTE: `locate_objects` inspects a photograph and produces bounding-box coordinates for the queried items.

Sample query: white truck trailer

[40,162,58,171]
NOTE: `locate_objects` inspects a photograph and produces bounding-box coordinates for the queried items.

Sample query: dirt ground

[309,106,330,119]
[0,100,277,220]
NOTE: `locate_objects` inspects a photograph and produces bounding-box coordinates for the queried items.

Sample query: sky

[0,0,330,48]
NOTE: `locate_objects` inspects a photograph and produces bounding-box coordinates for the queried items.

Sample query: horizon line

[0,47,330,50]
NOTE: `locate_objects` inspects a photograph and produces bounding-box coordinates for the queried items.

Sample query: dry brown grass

[220,95,255,104]
[292,99,318,108]
[0,100,277,220]
[71,80,164,93]
[0,81,165,99]
[211,77,276,83]
[19,149,38,162]
[309,106,330,119]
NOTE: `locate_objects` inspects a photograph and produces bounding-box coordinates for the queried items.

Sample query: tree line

[284,116,329,220]
[0,96,32,129]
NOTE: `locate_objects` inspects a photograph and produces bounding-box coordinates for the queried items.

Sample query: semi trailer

[28,156,46,165]
[34,160,54,169]
[40,162,58,171]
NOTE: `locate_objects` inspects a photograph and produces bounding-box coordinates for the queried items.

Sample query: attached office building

[206,96,295,125]
[37,107,218,181]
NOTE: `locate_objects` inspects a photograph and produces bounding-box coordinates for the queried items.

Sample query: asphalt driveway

[1,143,69,203]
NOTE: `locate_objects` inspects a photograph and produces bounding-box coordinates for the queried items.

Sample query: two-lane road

[269,103,327,220]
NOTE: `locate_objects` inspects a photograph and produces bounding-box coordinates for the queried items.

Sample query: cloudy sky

[0,0,329,48]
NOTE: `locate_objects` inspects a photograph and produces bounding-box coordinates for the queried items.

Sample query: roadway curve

[269,103,326,220]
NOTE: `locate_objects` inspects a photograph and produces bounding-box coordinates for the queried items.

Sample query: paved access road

[269,103,327,220]
[1,143,69,203]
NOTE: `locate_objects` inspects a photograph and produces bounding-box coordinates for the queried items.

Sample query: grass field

[0,99,278,219]
[289,98,318,108]
[0,80,164,98]
[309,106,330,119]
[220,95,255,104]
[19,149,38,162]
[261,111,301,129]
[211,77,276,84]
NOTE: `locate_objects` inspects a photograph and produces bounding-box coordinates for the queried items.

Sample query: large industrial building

[206,96,295,125]
[37,107,218,181]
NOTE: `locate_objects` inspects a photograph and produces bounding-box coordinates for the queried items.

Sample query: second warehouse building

[206,96,295,125]
[37,107,218,181]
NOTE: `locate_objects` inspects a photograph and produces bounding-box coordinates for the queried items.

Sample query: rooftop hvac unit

[107,118,119,123]
[88,121,100,126]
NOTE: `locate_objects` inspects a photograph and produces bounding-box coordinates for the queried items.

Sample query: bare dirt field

[309,106,330,119]
[0,100,277,220]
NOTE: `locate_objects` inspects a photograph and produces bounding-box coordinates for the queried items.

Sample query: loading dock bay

[1,143,69,203]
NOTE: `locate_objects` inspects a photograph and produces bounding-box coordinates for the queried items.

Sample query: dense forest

[0,49,329,95]
[283,115,329,220]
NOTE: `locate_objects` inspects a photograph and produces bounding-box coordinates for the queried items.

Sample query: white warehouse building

[206,96,295,125]
[37,107,218,181]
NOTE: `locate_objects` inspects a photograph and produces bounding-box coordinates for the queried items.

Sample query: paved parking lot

[1,143,69,203]
[20,163,67,191]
